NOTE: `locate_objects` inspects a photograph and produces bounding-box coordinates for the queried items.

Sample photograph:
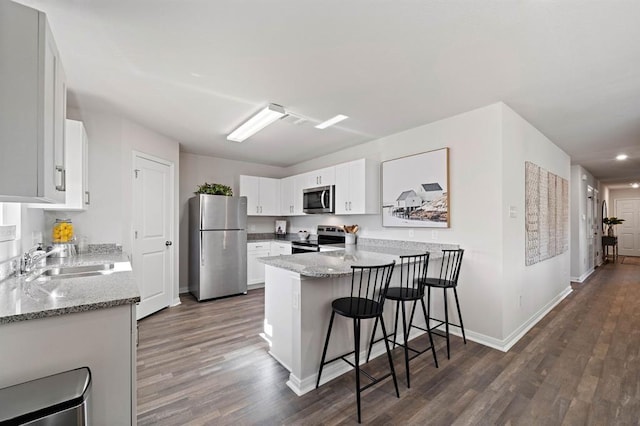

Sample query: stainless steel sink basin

[42,263,115,277]
[27,263,122,282]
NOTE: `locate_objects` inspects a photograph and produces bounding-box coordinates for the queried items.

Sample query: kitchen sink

[26,263,124,282]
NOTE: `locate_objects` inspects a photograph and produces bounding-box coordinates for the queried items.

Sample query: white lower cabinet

[247,241,291,285]
[0,304,136,425]
[247,242,270,285]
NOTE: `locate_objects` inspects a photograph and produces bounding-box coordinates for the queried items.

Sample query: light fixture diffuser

[616,154,628,160]
[631,183,639,189]
[315,114,349,129]
[227,104,286,142]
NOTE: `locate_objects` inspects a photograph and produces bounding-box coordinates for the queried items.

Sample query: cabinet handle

[55,166,66,191]
[345,202,348,210]
[256,206,259,213]
[349,201,352,211]
[85,191,90,205]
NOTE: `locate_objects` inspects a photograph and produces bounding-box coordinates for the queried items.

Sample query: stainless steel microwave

[303,185,334,214]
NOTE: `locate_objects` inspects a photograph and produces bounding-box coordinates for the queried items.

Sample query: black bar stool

[316,261,399,423]
[421,249,465,359]
[365,252,438,388]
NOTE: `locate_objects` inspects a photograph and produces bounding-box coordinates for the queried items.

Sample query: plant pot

[607,226,614,237]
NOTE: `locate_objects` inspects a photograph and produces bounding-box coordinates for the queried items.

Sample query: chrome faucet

[20,244,59,275]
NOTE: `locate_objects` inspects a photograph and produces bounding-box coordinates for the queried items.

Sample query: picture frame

[381,147,450,228]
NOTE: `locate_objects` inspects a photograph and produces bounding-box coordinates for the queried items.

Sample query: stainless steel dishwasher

[0,367,91,425]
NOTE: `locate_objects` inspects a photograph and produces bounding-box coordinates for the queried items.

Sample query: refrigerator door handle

[200,232,204,266]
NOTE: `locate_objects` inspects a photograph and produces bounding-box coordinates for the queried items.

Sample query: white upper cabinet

[0,2,66,202]
[302,166,335,188]
[334,159,380,215]
[240,176,280,216]
[29,119,90,211]
[279,174,306,216]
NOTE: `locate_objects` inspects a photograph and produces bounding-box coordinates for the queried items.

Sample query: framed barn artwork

[381,147,450,228]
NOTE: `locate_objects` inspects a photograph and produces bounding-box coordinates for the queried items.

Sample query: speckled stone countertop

[0,253,140,324]
[248,233,299,243]
[259,245,448,278]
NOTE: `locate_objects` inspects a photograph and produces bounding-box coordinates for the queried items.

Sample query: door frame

[131,150,179,310]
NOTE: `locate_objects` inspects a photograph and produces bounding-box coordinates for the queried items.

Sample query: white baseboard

[571,268,595,283]
[248,283,265,291]
[171,297,181,307]
[452,286,573,353]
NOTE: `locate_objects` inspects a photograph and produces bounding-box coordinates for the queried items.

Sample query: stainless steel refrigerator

[189,194,247,301]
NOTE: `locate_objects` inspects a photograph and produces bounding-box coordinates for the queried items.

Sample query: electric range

[291,225,346,254]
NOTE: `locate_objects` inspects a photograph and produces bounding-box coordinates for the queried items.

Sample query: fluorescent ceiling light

[315,114,349,129]
[616,154,628,160]
[227,104,286,142]
[631,183,639,189]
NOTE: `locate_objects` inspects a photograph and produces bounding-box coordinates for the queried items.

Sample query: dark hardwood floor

[137,259,640,425]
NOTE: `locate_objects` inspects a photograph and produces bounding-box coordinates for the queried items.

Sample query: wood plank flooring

[137,259,640,424]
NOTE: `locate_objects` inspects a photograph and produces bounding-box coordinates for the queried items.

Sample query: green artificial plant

[603,217,625,236]
[195,182,233,196]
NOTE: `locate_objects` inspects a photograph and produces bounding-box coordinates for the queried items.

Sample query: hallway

[137,259,640,424]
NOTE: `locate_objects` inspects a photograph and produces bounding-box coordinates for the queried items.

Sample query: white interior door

[616,198,640,257]
[586,186,594,270]
[133,153,173,319]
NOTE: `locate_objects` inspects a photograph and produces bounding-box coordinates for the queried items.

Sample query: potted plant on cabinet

[603,217,625,236]
[194,182,233,196]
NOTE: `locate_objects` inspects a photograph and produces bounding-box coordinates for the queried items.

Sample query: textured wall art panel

[525,161,569,266]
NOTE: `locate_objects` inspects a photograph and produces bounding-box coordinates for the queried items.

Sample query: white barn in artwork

[418,182,444,202]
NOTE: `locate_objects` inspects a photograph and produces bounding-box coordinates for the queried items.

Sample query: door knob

[165,241,172,246]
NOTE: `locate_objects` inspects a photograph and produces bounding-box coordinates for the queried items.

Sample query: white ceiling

[16,0,640,187]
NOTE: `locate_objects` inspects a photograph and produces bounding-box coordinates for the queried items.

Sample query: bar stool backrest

[399,252,430,292]
[349,262,396,314]
[436,249,464,286]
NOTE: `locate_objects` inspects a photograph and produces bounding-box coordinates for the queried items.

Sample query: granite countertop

[0,253,140,324]
[248,233,301,243]
[259,245,441,278]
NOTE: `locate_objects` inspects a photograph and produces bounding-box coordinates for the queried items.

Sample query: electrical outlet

[431,230,438,240]
[408,229,414,238]
[0,225,16,242]
[249,224,256,231]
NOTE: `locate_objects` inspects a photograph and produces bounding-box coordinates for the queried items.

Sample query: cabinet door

[279,176,295,215]
[348,160,367,214]
[292,174,306,215]
[247,245,270,284]
[45,21,65,202]
[82,125,90,207]
[334,162,350,214]
[259,177,280,216]
[240,176,260,216]
[316,166,335,186]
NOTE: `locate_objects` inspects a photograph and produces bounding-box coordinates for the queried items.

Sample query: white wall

[179,152,287,291]
[0,205,45,265]
[45,108,181,302]
[500,103,571,344]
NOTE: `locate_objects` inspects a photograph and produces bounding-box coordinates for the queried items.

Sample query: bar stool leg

[378,316,400,398]
[420,297,438,368]
[316,311,336,389]
[453,288,466,344]
[400,300,411,388]
[444,288,450,359]
[353,318,362,423]
[365,316,379,363]
[392,300,401,349]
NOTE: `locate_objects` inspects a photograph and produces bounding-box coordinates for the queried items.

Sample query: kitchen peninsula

[259,240,458,396]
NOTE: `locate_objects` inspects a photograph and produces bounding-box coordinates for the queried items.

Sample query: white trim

[571,268,595,283]
[448,286,573,352]
[171,297,181,307]
[248,282,265,290]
